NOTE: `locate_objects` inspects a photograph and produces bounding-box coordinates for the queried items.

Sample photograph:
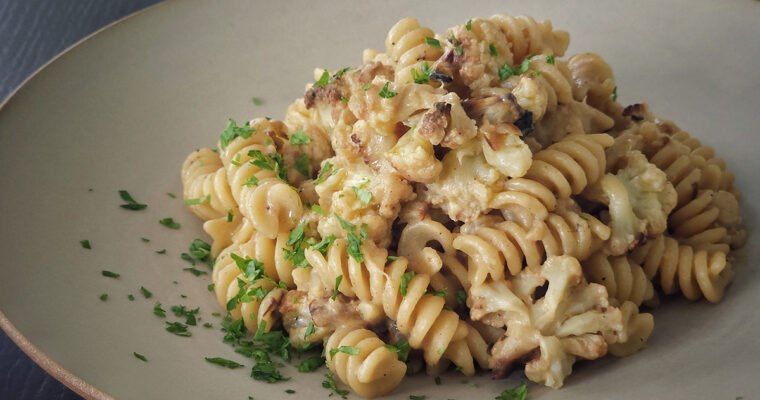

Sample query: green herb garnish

[165,321,191,337]
[490,43,498,56]
[352,186,372,205]
[290,130,311,145]
[311,204,326,216]
[425,36,441,48]
[80,240,91,249]
[140,286,152,298]
[431,289,447,297]
[612,86,618,101]
[155,249,166,254]
[118,190,147,210]
[205,357,244,369]
[133,352,147,362]
[159,218,180,229]
[322,371,349,399]
[329,345,360,359]
[314,162,333,185]
[546,54,555,64]
[297,355,325,372]
[383,339,411,362]
[332,275,343,300]
[220,119,255,150]
[466,19,472,30]
[183,195,210,206]
[183,266,207,277]
[294,153,310,177]
[499,63,515,80]
[411,61,432,84]
[190,239,211,261]
[153,301,166,317]
[456,289,467,306]
[400,271,416,296]
[314,70,331,88]
[101,270,120,278]
[99,293,108,301]
[495,382,527,400]
[378,82,398,99]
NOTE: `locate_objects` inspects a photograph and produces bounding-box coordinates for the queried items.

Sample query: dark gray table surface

[0,1,161,398]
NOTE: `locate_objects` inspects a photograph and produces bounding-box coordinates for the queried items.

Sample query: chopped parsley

[400,271,416,296]
[456,289,467,306]
[329,346,360,359]
[346,232,363,263]
[99,293,108,301]
[516,56,533,75]
[410,396,426,400]
[425,36,441,48]
[576,212,590,221]
[359,223,368,241]
[612,86,618,101]
[252,97,263,105]
[183,195,210,206]
[411,61,432,84]
[546,54,555,64]
[314,162,333,185]
[242,175,259,187]
[181,252,196,265]
[207,283,215,292]
[332,275,343,300]
[128,294,135,301]
[227,209,234,222]
[311,204,326,216]
[290,130,311,145]
[388,255,399,261]
[466,19,472,30]
[159,218,180,229]
[435,376,441,385]
[171,305,200,325]
[247,150,288,183]
[167,192,176,198]
[340,95,349,103]
[490,43,498,56]
[313,70,331,88]
[297,355,325,372]
[101,270,120,278]
[530,70,541,77]
[118,190,147,210]
[322,371,349,399]
[352,186,372,205]
[205,357,244,369]
[294,153,310,177]
[383,339,411,362]
[248,347,290,383]
[80,240,91,249]
[437,347,446,355]
[165,321,191,337]
[155,249,166,254]
[499,63,515,80]
[203,322,212,328]
[220,119,255,150]
[183,266,207,277]
[431,289,447,297]
[133,352,147,362]
[153,302,166,317]
[378,82,398,99]
[311,234,336,256]
[495,382,527,400]
[334,213,356,231]
[285,389,296,394]
[361,82,371,91]
[333,67,350,77]
[190,239,211,261]
[139,286,152,298]
[304,322,315,339]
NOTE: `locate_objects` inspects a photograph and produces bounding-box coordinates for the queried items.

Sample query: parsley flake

[332,275,343,300]
[159,218,180,229]
[352,186,372,205]
[220,119,255,150]
[80,240,91,249]
[334,213,356,231]
[431,289,447,297]
[208,283,215,292]
[252,97,263,105]
[294,153,310,177]
[133,352,147,362]
[183,195,210,206]
[346,232,363,263]
[322,371,349,399]
[290,130,311,145]
[456,289,467,306]
[495,382,527,400]
[490,43,498,56]
[155,249,166,254]
[227,209,234,222]
[311,204,326,216]
[410,396,426,400]
[400,271,416,296]
[304,322,316,339]
[167,192,176,198]
[118,190,147,210]
[361,82,371,91]
[546,54,555,64]
[205,357,244,369]
[411,62,432,84]
[499,64,515,80]
[297,355,325,372]
[314,70,331,88]
[314,162,333,185]
[101,270,120,278]
[165,321,191,337]
[99,293,108,301]
[183,266,207,277]
[425,36,441,48]
[243,175,259,187]
[329,345,360,359]
[128,294,135,301]
[466,19,472,30]
[140,286,152,298]
[153,302,166,317]
[612,86,618,101]
[340,95,349,103]
[190,239,211,261]
[383,339,411,362]
[378,82,398,99]
[388,255,399,261]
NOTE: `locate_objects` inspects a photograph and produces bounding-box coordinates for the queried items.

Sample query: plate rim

[0,2,167,398]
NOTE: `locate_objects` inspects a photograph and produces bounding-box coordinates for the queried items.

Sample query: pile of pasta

[181,14,745,398]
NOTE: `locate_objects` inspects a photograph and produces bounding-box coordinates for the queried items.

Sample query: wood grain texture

[0,1,161,398]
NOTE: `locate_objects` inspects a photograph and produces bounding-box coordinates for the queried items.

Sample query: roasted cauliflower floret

[588,151,676,255]
[468,256,643,388]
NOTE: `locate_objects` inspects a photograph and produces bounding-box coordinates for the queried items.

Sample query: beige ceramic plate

[1,1,759,399]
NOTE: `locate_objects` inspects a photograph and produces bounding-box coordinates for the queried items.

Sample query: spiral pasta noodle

[629,235,733,303]
[487,15,569,65]
[325,328,407,398]
[218,118,303,239]
[181,148,237,220]
[582,252,655,307]
[491,133,613,222]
